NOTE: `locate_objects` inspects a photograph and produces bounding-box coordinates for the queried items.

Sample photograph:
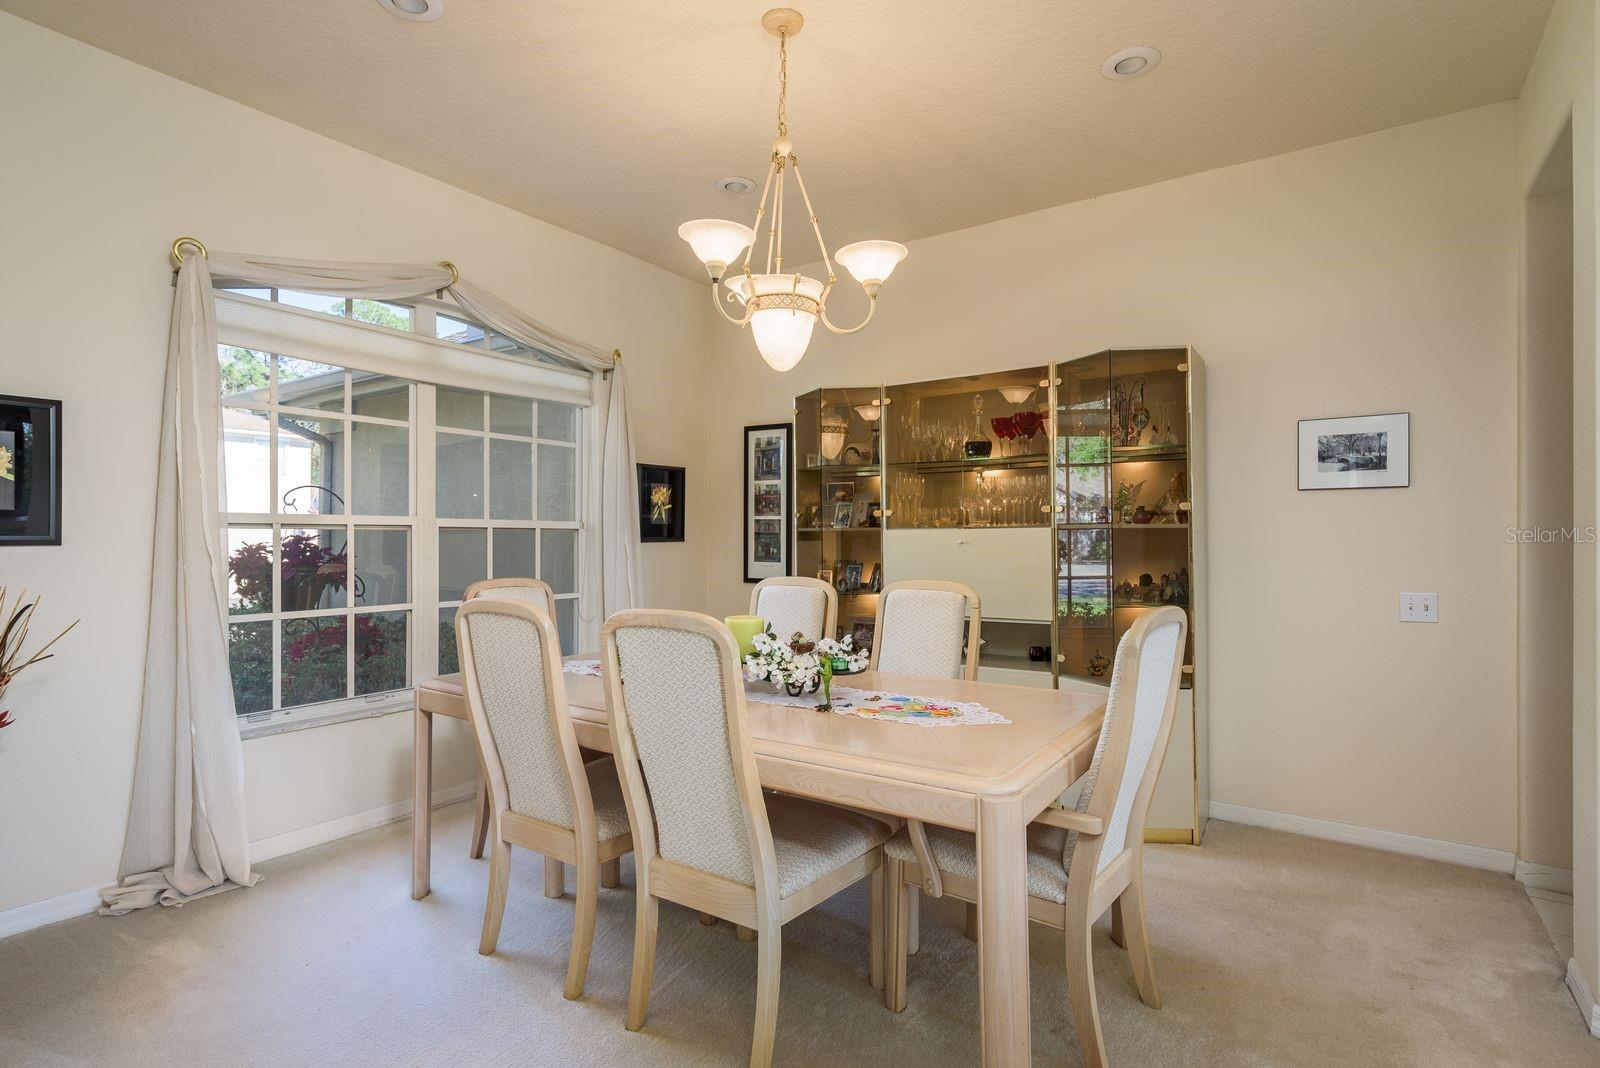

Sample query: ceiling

[3,0,1552,278]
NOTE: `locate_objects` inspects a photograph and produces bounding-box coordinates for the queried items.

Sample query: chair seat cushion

[584,757,633,843]
[765,795,892,899]
[884,819,1074,904]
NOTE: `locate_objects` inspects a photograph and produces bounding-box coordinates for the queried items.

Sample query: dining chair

[869,579,982,681]
[749,575,838,644]
[882,605,1189,1068]
[600,609,892,1068]
[454,597,633,1000]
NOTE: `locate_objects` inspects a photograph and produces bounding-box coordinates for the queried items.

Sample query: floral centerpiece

[744,630,868,709]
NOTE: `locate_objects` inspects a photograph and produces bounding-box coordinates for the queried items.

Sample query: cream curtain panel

[105,250,641,914]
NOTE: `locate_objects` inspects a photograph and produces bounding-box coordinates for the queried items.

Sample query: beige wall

[705,103,1522,853]
[1518,0,1600,1012]
[0,14,708,913]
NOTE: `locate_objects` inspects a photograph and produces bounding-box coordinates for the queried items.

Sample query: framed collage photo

[0,395,62,546]
[638,463,686,542]
[744,423,793,583]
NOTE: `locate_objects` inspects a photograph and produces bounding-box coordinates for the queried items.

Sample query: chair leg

[699,912,718,926]
[600,857,621,889]
[479,838,511,955]
[736,925,757,942]
[562,852,600,1000]
[626,892,660,1031]
[869,863,885,991]
[469,777,489,859]
[907,885,920,955]
[1064,910,1107,1068]
[884,858,909,1013]
[1110,897,1125,948]
[964,901,979,942]
[750,922,782,1068]
[544,856,565,898]
[1120,864,1161,1009]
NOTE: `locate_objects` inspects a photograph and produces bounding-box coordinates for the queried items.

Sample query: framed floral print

[637,463,686,542]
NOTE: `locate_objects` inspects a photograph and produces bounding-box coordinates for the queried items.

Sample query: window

[216,292,586,734]
[434,388,582,674]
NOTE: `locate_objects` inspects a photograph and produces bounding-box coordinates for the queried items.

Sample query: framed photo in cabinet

[0,395,62,546]
[743,423,793,582]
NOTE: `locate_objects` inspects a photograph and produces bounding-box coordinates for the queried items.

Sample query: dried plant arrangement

[0,588,78,730]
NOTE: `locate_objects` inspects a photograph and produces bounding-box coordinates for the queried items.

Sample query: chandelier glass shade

[678,8,906,372]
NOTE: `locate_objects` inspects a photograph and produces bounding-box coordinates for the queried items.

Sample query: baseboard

[250,781,476,863]
[1566,957,1600,1039]
[1209,801,1516,873]
[1514,859,1575,895]
[0,782,476,942]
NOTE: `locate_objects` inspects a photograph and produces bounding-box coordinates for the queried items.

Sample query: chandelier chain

[777,30,788,138]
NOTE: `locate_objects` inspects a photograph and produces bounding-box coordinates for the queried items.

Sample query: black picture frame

[637,463,686,542]
[0,395,62,546]
[743,423,793,583]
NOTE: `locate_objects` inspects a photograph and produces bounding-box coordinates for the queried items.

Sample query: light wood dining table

[412,659,1106,1067]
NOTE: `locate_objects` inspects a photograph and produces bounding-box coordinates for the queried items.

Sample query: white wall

[1518,0,1600,1022]
[0,13,708,914]
[704,104,1522,854]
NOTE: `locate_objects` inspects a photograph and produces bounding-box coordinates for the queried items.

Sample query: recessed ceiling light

[1101,46,1161,80]
[376,0,442,21]
[715,176,757,195]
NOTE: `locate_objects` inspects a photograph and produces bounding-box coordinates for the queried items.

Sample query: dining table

[412,658,1106,1067]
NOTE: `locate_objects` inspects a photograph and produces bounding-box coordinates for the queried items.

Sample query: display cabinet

[794,387,887,640]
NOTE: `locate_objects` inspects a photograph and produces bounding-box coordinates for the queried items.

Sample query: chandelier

[677,8,907,372]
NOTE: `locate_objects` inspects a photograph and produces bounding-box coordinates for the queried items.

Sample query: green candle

[725,615,766,659]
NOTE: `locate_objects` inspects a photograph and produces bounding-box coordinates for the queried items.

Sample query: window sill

[238,691,413,741]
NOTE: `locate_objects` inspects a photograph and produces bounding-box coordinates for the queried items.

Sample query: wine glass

[990,415,1015,457]
[1014,410,1042,454]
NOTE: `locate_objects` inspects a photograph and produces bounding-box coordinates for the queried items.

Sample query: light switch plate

[1400,592,1438,623]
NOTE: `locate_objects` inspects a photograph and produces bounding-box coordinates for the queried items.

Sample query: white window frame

[217,293,595,740]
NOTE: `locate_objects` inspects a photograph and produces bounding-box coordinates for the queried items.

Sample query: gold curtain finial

[170,236,208,269]
[438,260,460,287]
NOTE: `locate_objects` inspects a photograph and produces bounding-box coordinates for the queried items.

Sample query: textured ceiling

[1,0,1552,277]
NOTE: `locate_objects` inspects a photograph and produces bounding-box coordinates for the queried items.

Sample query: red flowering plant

[0,587,79,731]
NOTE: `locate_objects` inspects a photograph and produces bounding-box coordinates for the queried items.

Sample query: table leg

[411,702,433,900]
[977,794,1031,1067]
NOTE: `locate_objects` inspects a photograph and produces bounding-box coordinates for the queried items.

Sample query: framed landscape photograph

[743,423,792,582]
[0,395,62,545]
[637,463,686,542]
[1298,413,1409,490]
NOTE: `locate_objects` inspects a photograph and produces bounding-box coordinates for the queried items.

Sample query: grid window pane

[538,444,577,521]
[490,394,534,436]
[352,423,410,516]
[538,402,577,443]
[276,356,346,412]
[281,528,348,612]
[278,414,346,515]
[218,346,270,406]
[492,529,537,579]
[281,614,348,707]
[436,315,485,347]
[540,528,577,594]
[277,290,349,317]
[227,527,273,615]
[436,433,484,518]
[555,598,577,655]
[351,372,410,420]
[354,528,409,607]
[439,606,460,675]
[437,387,484,431]
[352,300,413,331]
[228,621,273,714]
[439,528,488,600]
[355,611,409,695]
[489,439,533,520]
[222,408,272,513]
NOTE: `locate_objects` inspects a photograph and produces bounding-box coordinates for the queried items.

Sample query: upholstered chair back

[1065,606,1187,875]
[466,576,556,617]
[455,599,580,830]
[750,576,836,644]
[871,581,982,681]
[603,612,773,890]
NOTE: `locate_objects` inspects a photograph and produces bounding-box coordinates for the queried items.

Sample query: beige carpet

[1,804,1592,1066]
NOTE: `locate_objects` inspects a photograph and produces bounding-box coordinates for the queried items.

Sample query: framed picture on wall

[1297,413,1410,490]
[743,423,793,582]
[638,463,686,542]
[0,395,62,546]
